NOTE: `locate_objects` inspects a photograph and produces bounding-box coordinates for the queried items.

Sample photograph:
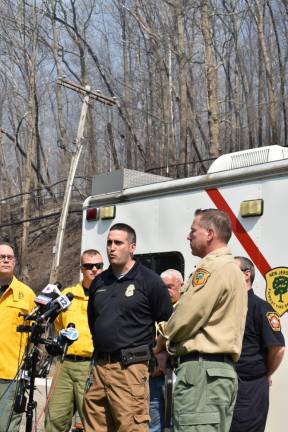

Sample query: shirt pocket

[4,302,29,328]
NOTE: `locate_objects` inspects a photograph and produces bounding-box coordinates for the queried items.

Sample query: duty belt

[65,355,91,362]
[94,344,151,366]
[94,351,122,363]
[178,352,234,365]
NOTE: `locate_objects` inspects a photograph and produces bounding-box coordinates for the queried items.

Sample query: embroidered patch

[125,284,135,297]
[18,291,24,299]
[266,312,281,331]
[265,267,288,316]
[192,269,210,288]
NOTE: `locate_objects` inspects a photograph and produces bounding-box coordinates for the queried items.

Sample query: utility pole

[49,78,116,283]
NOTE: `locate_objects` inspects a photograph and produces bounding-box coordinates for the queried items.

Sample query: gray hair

[234,256,255,284]
[160,269,183,283]
[195,208,232,243]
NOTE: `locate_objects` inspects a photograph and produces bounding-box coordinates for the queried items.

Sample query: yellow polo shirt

[0,276,35,379]
[54,282,93,358]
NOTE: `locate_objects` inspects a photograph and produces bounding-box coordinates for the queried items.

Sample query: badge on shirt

[266,312,281,331]
[265,267,288,316]
[125,284,135,297]
[192,268,210,288]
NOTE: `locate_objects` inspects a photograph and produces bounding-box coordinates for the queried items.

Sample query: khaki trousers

[83,361,150,432]
[173,359,238,432]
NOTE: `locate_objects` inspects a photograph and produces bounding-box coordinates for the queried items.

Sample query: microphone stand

[25,323,46,432]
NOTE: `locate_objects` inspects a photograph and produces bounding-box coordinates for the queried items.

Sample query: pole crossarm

[57,78,117,106]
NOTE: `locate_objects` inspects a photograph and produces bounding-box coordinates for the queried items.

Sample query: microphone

[37,293,74,323]
[59,323,79,362]
[24,283,62,320]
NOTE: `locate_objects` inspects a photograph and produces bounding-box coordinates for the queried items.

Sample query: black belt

[94,351,122,363]
[178,352,234,364]
[65,355,91,362]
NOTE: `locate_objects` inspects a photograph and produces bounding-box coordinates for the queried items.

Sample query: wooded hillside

[1,0,287,285]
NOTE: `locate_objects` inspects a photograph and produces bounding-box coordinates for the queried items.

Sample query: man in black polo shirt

[83,223,173,432]
[230,256,285,432]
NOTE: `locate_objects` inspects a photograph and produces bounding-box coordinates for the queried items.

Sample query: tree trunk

[200,0,221,158]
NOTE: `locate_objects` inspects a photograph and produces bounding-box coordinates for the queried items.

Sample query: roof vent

[92,169,170,195]
[208,145,288,173]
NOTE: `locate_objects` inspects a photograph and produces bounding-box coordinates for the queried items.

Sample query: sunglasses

[81,263,104,270]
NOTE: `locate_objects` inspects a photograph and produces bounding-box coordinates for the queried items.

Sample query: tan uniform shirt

[165,247,247,362]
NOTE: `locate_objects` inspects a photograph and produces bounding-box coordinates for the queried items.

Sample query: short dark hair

[109,223,136,244]
[81,249,102,264]
[235,256,255,283]
[195,208,232,243]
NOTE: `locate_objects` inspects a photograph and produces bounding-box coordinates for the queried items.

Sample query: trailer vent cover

[208,145,288,173]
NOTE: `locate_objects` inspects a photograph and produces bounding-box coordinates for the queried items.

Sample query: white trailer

[82,145,288,431]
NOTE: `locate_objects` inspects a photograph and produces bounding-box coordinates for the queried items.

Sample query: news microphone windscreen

[67,322,76,328]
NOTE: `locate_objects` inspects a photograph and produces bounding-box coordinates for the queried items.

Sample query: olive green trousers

[0,379,22,432]
[45,359,90,432]
[173,358,238,432]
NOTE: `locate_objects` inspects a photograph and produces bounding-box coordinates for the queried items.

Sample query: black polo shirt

[236,289,285,379]
[87,261,173,353]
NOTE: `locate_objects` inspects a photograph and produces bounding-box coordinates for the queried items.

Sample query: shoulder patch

[192,268,210,288]
[266,312,281,331]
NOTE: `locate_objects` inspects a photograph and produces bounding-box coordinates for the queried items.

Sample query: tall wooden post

[49,79,116,283]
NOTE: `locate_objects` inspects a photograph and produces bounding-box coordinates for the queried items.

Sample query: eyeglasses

[81,263,104,270]
[0,254,15,262]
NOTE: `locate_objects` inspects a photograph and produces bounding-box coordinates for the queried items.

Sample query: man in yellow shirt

[45,249,103,432]
[0,242,35,432]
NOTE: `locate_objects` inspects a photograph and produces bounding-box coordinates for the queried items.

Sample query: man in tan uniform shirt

[154,209,247,432]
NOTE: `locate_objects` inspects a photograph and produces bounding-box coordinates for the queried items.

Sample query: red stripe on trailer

[206,188,271,278]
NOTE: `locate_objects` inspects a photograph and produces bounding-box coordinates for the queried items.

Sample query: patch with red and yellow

[266,312,281,331]
[192,268,210,288]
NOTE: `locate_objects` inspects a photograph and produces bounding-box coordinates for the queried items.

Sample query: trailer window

[135,252,184,277]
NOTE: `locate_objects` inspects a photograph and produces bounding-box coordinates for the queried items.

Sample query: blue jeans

[149,375,165,432]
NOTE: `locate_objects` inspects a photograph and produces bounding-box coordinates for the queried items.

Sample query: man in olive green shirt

[154,209,247,432]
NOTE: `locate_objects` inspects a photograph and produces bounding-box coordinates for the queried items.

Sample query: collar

[72,281,89,299]
[2,276,24,302]
[106,260,140,282]
[206,246,231,258]
[196,246,231,268]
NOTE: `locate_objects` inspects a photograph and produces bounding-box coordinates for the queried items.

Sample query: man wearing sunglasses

[0,241,35,432]
[45,249,104,432]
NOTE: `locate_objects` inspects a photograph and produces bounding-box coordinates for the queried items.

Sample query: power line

[0,209,82,228]
[0,176,91,203]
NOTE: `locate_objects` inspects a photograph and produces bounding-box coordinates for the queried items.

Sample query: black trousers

[230,375,269,432]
